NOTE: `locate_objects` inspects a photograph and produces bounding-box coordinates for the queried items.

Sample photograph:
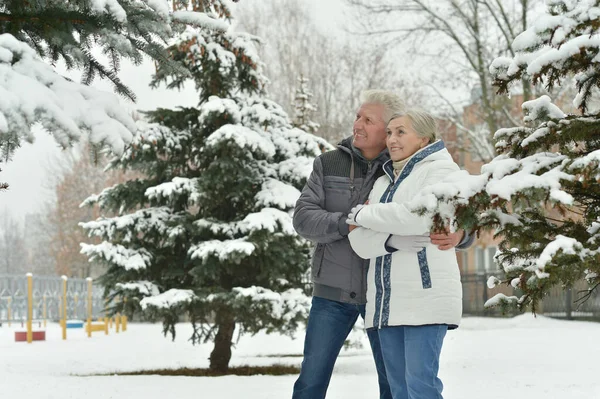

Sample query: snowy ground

[1,315,599,399]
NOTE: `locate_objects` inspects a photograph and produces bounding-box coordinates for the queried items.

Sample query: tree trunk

[209,310,236,373]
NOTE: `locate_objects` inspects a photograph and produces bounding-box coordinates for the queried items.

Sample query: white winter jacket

[348,140,462,330]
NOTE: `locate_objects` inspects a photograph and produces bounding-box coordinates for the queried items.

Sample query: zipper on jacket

[350,154,356,195]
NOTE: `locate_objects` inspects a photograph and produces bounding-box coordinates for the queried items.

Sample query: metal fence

[0,274,105,323]
[462,272,600,320]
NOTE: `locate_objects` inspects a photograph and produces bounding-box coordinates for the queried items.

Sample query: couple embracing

[292,90,472,399]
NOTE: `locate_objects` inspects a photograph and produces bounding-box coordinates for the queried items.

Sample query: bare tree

[45,145,133,278]
[346,0,542,161]
[0,209,27,274]
[236,0,425,143]
[22,210,57,275]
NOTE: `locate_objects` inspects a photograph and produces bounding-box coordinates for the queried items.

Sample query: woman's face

[386,116,430,162]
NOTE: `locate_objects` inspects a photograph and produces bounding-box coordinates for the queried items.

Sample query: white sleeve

[348,228,392,259]
[356,163,459,235]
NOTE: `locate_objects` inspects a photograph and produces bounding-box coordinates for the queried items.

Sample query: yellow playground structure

[0,274,128,343]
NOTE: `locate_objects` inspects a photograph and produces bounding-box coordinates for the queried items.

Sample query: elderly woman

[346,109,462,399]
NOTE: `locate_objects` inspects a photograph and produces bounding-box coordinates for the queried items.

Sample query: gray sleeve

[292,157,348,244]
[456,229,475,250]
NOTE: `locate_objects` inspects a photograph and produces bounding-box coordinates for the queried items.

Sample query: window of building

[475,247,485,273]
[486,246,498,271]
[460,251,469,272]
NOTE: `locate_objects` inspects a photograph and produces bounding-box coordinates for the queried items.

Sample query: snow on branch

[140,289,196,310]
[536,235,583,272]
[81,207,181,242]
[199,96,242,124]
[492,1,600,112]
[80,242,152,270]
[230,286,310,322]
[522,95,566,125]
[0,34,136,155]
[255,179,300,210]
[239,97,291,132]
[89,0,127,22]
[141,0,171,18]
[206,125,276,158]
[485,293,519,308]
[116,281,160,296]
[271,127,332,158]
[277,156,315,184]
[145,177,201,205]
[195,208,296,237]
[172,11,229,31]
[484,152,573,203]
[189,238,256,262]
[240,208,296,235]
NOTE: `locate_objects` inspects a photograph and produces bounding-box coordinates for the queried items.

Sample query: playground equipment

[66,320,84,328]
[14,330,45,342]
[0,273,127,343]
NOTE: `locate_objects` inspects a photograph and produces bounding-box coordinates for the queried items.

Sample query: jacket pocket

[312,243,325,277]
[323,181,351,213]
[324,181,350,190]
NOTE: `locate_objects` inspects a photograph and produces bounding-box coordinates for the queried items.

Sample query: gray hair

[389,108,438,144]
[360,89,405,123]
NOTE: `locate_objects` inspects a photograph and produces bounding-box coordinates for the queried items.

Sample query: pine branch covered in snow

[421,0,600,312]
[0,0,211,159]
[0,34,138,157]
[0,0,190,100]
[80,1,329,372]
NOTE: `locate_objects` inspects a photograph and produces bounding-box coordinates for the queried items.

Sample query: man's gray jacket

[293,136,474,305]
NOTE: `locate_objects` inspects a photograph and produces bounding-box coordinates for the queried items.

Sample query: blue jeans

[378,325,448,399]
[292,296,392,399]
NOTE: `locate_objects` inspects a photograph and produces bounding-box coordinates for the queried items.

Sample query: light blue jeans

[292,296,392,399]
[378,325,448,399]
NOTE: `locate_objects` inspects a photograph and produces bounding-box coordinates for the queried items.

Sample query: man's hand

[430,228,464,251]
[349,224,358,232]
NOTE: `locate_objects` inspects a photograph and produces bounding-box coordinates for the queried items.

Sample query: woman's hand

[347,200,369,231]
[346,204,366,226]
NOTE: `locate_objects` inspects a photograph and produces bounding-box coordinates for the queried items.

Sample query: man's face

[352,103,388,155]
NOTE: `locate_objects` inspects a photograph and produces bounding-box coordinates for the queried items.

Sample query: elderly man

[291,90,473,399]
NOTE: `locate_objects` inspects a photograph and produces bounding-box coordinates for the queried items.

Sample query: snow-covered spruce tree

[80,2,330,373]
[0,0,203,161]
[292,74,320,135]
[420,0,600,313]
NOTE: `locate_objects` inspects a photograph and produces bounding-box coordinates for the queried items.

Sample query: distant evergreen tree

[80,1,330,372]
[426,0,600,313]
[292,74,320,135]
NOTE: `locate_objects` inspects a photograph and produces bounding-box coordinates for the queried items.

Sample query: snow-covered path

[2,315,598,398]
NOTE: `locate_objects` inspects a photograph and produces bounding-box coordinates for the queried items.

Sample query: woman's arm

[354,163,459,235]
[348,228,394,259]
[349,228,431,259]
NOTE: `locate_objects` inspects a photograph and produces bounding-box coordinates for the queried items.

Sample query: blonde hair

[389,108,438,144]
[360,90,405,122]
